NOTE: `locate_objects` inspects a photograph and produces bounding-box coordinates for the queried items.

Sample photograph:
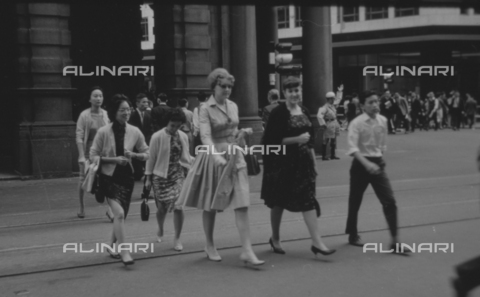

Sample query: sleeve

[144,134,157,175]
[89,129,103,163]
[76,112,85,145]
[135,129,149,161]
[262,105,284,146]
[380,118,388,152]
[192,107,199,133]
[334,90,343,106]
[317,106,326,126]
[199,105,214,146]
[346,120,360,156]
[303,107,315,149]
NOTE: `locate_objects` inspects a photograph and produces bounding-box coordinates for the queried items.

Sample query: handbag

[140,178,150,221]
[244,134,261,176]
[92,157,106,204]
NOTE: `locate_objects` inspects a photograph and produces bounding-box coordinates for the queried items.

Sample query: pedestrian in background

[464,93,477,130]
[90,95,149,265]
[177,68,264,266]
[410,92,422,132]
[75,86,113,221]
[192,91,207,154]
[151,93,171,133]
[262,89,280,128]
[128,93,153,181]
[317,91,341,160]
[145,108,193,252]
[262,76,336,257]
[345,90,410,252]
[178,98,194,156]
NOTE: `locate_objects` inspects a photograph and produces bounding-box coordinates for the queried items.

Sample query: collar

[136,108,144,113]
[359,112,378,122]
[207,95,231,107]
[159,102,167,106]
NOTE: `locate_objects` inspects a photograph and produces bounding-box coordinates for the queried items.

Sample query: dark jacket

[150,104,171,133]
[129,109,153,145]
[262,102,315,169]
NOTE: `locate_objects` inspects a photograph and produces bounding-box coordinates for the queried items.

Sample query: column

[302,6,332,153]
[229,5,262,145]
[16,3,76,176]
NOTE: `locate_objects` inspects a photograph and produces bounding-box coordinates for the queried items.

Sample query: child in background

[145,108,194,251]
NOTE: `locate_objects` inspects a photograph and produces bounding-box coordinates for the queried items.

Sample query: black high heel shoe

[269,238,286,254]
[311,245,336,256]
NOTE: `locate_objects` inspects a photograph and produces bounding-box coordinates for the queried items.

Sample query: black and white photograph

[1,0,480,296]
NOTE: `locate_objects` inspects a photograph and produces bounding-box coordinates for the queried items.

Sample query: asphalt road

[1,128,480,297]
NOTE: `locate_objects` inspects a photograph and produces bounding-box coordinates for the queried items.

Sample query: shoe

[106,247,121,259]
[106,211,114,223]
[173,240,183,252]
[205,248,222,262]
[268,238,286,254]
[77,212,85,219]
[240,253,265,266]
[311,245,336,256]
[330,156,340,160]
[452,278,468,297]
[156,236,163,243]
[322,157,330,161]
[121,254,135,266]
[348,235,365,247]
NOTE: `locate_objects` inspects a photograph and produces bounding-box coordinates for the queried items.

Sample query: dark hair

[198,91,207,102]
[282,76,301,91]
[136,93,147,103]
[165,107,186,124]
[359,90,378,105]
[351,93,358,99]
[90,86,103,97]
[435,91,445,97]
[157,93,167,102]
[107,94,131,122]
[178,98,188,108]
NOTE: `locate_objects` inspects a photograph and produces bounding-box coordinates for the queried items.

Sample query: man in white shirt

[345,90,410,253]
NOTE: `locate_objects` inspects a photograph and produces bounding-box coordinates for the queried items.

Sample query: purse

[92,157,106,204]
[244,134,261,176]
[140,191,150,222]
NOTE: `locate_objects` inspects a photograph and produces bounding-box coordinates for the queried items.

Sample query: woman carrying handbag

[90,95,149,265]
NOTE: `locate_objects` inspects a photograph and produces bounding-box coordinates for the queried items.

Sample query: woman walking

[90,95,149,265]
[145,108,193,251]
[177,68,264,266]
[76,86,113,220]
[261,76,336,257]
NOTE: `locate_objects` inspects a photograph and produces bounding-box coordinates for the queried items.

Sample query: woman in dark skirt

[261,76,336,257]
[90,95,149,265]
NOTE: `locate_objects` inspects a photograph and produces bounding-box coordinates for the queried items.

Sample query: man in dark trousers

[129,93,153,180]
[151,93,171,133]
[345,90,410,253]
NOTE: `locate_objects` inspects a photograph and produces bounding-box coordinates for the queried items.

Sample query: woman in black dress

[261,76,336,257]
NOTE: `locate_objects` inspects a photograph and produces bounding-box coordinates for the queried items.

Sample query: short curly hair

[165,107,186,124]
[207,68,235,90]
[282,76,301,91]
[267,89,280,101]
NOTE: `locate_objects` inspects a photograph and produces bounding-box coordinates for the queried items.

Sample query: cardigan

[76,108,110,154]
[144,128,193,178]
[262,102,315,169]
[89,123,149,176]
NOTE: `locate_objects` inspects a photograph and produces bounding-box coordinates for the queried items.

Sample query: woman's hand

[145,178,152,191]
[116,156,129,166]
[214,155,227,166]
[297,132,310,144]
[124,150,136,160]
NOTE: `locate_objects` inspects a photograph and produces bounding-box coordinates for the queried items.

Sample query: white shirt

[192,102,205,136]
[347,113,387,157]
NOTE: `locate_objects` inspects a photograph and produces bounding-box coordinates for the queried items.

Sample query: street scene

[1,1,480,297]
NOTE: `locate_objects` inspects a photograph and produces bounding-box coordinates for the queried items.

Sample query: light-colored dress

[177,95,249,211]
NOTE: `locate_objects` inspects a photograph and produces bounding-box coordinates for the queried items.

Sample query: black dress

[261,103,320,217]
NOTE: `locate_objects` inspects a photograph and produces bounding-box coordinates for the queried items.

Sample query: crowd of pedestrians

[341,90,478,134]
[75,69,478,271]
